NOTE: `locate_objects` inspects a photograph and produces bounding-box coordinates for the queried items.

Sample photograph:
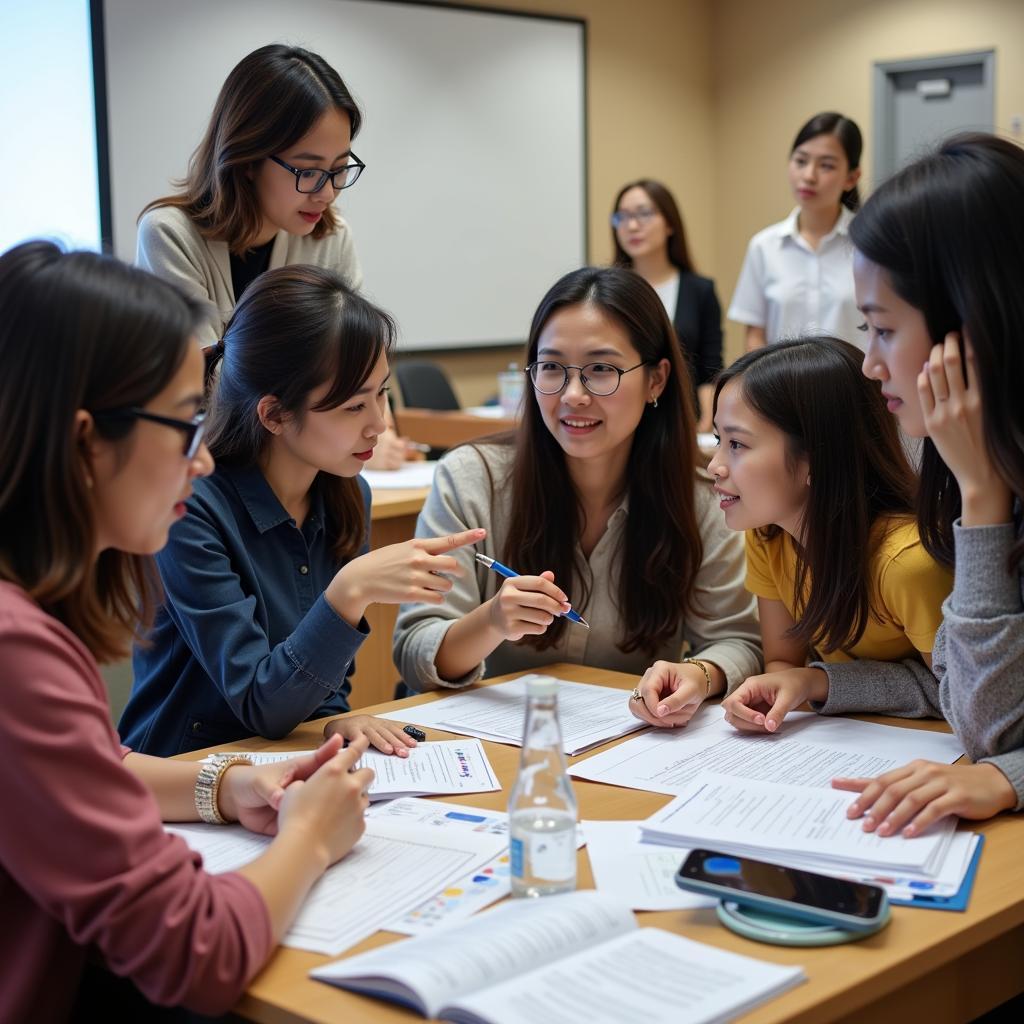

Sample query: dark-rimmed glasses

[526,361,648,397]
[269,154,366,193]
[94,408,207,459]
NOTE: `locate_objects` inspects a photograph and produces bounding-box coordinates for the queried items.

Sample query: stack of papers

[204,738,499,800]
[362,460,438,489]
[640,773,957,876]
[379,675,644,754]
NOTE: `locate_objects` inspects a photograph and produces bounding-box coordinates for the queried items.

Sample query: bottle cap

[525,676,558,698]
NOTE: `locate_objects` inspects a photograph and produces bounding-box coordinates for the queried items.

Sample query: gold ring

[630,687,643,702]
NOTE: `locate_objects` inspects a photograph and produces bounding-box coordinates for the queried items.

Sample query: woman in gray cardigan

[137,43,408,470]
[829,134,1024,837]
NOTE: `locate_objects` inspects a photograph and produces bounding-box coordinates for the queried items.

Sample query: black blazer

[672,271,723,389]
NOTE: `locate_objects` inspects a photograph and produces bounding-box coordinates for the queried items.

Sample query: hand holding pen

[475,552,589,641]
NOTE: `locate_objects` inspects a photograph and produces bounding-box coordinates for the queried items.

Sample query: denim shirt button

[298,564,309,575]
[191,720,203,733]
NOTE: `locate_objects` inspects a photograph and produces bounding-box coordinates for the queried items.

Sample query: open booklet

[311,891,805,1024]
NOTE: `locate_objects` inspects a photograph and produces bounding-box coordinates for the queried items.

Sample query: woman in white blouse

[728,112,863,351]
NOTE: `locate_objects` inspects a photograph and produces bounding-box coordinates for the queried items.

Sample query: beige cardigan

[393,443,763,692]
[136,205,363,346]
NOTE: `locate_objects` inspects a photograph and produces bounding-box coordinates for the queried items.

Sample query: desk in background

[194,663,1024,1024]
[396,407,517,450]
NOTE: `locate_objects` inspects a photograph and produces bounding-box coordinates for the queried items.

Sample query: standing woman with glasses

[0,241,375,1020]
[728,112,863,351]
[394,267,761,723]
[611,179,723,432]
[137,43,409,470]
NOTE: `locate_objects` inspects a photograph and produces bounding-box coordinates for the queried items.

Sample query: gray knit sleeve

[809,656,943,719]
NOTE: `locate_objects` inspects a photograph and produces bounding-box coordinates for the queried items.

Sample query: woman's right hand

[485,569,570,641]
[275,735,374,867]
[328,528,486,625]
[721,667,829,733]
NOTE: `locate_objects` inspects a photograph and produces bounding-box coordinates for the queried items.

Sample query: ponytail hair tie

[204,337,227,389]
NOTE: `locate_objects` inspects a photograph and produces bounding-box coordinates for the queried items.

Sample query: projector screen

[101,0,587,350]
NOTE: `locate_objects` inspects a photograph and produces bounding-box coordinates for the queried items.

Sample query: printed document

[379,675,645,754]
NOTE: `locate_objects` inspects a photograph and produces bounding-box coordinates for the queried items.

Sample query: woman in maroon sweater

[0,241,375,1021]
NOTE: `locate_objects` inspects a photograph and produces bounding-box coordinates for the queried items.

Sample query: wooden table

[349,487,430,708]
[204,663,1024,1024]
[396,407,517,449]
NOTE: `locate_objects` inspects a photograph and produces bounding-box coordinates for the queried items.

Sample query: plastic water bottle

[497,362,524,416]
[508,677,578,897]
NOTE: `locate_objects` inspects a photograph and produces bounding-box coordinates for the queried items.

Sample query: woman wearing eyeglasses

[0,241,375,1020]
[611,179,723,433]
[393,267,761,725]
[119,265,482,757]
[136,43,409,470]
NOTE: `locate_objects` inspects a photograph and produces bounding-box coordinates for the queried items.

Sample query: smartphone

[675,849,888,931]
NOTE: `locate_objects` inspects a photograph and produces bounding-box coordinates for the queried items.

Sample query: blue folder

[887,835,984,912]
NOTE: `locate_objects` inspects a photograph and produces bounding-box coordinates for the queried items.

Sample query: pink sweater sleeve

[0,597,273,1016]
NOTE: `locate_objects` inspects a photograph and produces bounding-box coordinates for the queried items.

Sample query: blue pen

[474,552,590,627]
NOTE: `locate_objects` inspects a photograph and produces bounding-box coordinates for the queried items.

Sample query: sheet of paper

[369,798,584,934]
[569,710,964,795]
[203,739,500,800]
[362,460,437,489]
[378,675,646,754]
[166,817,506,956]
[582,820,715,912]
[450,927,805,1024]
[641,773,956,874]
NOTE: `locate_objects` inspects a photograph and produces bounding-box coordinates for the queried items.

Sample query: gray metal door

[873,51,995,181]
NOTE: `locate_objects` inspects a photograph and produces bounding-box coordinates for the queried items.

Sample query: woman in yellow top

[709,337,952,733]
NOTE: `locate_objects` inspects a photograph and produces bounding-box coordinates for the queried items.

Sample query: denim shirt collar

[221,464,326,537]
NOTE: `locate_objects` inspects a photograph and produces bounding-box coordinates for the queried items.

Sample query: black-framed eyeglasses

[526,361,648,397]
[93,408,207,459]
[610,207,659,229]
[268,153,366,193]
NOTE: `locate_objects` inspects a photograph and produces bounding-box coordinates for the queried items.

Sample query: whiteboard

[101,0,586,349]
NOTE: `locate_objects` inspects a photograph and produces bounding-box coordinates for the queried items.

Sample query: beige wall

[422,0,1024,401]
[415,0,717,406]
[712,0,1024,361]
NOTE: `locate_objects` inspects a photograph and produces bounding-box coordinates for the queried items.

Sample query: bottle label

[510,830,575,882]
[510,837,524,879]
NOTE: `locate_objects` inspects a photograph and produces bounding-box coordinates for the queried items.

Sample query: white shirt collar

[779,205,855,248]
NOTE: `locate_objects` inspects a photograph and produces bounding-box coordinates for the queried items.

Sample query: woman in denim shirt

[120,266,481,755]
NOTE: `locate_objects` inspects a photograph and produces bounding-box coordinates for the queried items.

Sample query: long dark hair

[491,266,703,654]
[142,44,362,252]
[792,112,863,211]
[611,179,696,273]
[850,133,1024,574]
[714,338,917,653]
[204,265,394,562]
[0,241,198,662]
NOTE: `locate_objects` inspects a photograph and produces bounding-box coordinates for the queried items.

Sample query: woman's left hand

[628,660,709,728]
[218,734,348,836]
[919,333,1012,525]
[323,714,419,756]
[833,760,1017,837]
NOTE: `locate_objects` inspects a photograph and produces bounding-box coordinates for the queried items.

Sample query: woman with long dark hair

[137,42,409,468]
[610,178,722,431]
[728,111,863,350]
[830,133,1024,836]
[119,265,481,756]
[394,267,761,725]
[712,338,951,733]
[0,241,374,1020]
